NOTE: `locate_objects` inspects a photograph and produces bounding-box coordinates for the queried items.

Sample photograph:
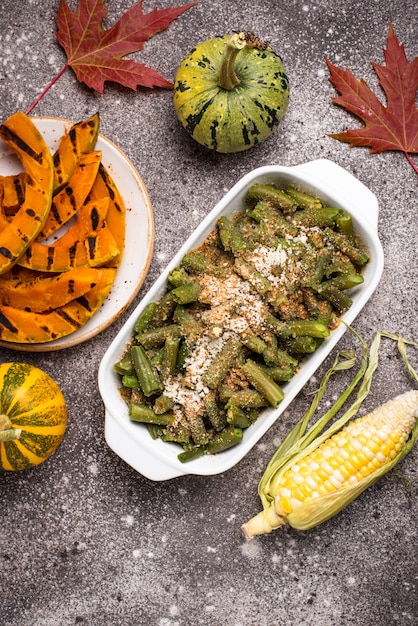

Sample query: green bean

[258,364,296,382]
[171,282,201,304]
[206,427,243,454]
[234,257,272,295]
[285,187,322,209]
[226,405,251,428]
[161,425,191,444]
[113,353,133,376]
[181,251,207,272]
[134,302,157,333]
[249,201,298,236]
[315,283,353,313]
[173,305,203,336]
[324,228,369,266]
[131,345,161,396]
[167,267,193,287]
[322,272,364,291]
[183,406,209,445]
[283,336,319,354]
[241,359,284,408]
[217,215,246,254]
[303,289,333,325]
[202,337,242,389]
[121,374,139,389]
[153,394,175,415]
[152,291,178,325]
[204,391,227,431]
[335,211,355,240]
[241,334,268,354]
[291,207,342,228]
[159,337,180,382]
[247,183,297,213]
[178,446,207,463]
[226,389,268,409]
[147,424,165,440]
[137,324,182,349]
[266,314,330,339]
[130,403,173,425]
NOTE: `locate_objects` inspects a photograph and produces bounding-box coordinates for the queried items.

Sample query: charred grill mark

[69,128,77,154]
[0,310,18,333]
[46,247,55,271]
[68,279,75,294]
[76,295,92,312]
[14,176,25,204]
[86,235,97,259]
[0,246,15,260]
[90,207,99,230]
[69,242,78,266]
[50,202,63,225]
[0,125,44,163]
[56,308,80,328]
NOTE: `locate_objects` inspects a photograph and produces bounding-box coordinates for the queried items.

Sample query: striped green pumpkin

[0,362,67,470]
[173,32,289,153]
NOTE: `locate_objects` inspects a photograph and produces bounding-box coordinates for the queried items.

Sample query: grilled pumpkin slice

[87,162,126,267]
[0,267,116,343]
[0,111,54,275]
[0,266,109,312]
[17,197,119,272]
[53,112,100,193]
[38,150,102,240]
[0,172,26,214]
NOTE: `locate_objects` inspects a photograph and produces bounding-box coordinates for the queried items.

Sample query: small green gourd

[173,31,289,153]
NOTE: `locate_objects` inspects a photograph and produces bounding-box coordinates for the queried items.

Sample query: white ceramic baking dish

[98,159,384,481]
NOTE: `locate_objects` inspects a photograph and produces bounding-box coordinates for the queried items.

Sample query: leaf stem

[25,64,70,115]
[404,152,418,175]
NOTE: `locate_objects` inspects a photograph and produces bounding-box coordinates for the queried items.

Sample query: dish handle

[104,411,187,481]
[292,159,379,231]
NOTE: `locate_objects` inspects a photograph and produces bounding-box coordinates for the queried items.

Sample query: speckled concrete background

[0,1,417,625]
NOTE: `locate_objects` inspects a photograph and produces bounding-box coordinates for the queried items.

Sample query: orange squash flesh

[53,112,100,193]
[0,266,110,312]
[0,267,116,343]
[0,112,54,275]
[88,163,126,267]
[38,150,102,240]
[17,197,119,272]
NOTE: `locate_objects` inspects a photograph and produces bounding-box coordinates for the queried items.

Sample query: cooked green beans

[114,181,369,462]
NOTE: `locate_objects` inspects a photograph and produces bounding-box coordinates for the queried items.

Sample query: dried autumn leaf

[26,0,198,113]
[55,0,198,93]
[325,23,418,173]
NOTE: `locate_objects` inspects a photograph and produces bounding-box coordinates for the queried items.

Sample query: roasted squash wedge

[88,163,126,267]
[0,172,26,213]
[0,266,109,312]
[0,111,54,275]
[38,150,102,240]
[0,267,116,343]
[17,197,119,272]
[53,112,100,193]
[0,362,67,471]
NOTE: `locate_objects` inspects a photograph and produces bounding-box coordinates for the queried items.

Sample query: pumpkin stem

[0,413,22,442]
[219,32,270,91]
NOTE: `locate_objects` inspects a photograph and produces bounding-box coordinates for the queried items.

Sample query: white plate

[0,116,154,352]
[98,160,384,481]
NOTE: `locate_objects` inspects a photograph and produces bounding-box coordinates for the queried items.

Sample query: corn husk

[242,329,418,538]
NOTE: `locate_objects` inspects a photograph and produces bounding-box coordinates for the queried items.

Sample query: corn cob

[242,390,418,537]
[242,328,418,538]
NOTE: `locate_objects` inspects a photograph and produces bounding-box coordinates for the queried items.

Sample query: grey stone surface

[0,1,417,625]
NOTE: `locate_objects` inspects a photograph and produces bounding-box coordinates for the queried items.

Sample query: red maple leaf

[26,0,198,113]
[325,23,418,174]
